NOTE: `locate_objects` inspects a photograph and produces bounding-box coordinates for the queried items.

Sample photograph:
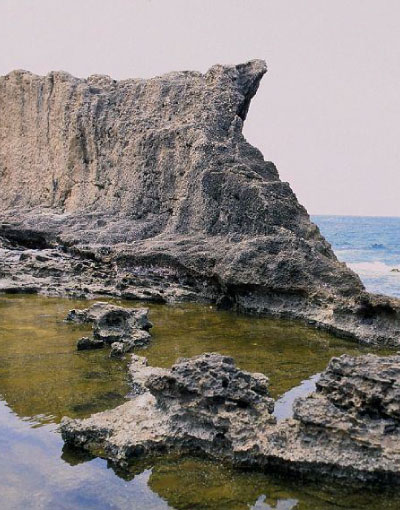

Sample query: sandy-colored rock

[61,353,276,464]
[60,352,400,484]
[1,61,400,344]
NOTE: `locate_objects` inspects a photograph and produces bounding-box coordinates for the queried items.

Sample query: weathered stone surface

[315,353,400,418]
[67,302,152,354]
[1,61,400,344]
[267,354,400,483]
[60,353,276,465]
[60,352,400,484]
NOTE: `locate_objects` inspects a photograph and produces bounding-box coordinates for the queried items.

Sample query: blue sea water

[312,215,400,298]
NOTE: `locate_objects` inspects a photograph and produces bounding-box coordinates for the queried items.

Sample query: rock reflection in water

[0,295,131,425]
[0,294,382,427]
[0,294,396,509]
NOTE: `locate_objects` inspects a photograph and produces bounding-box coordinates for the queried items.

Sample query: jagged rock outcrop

[60,352,400,484]
[66,302,152,354]
[269,354,400,482]
[61,353,276,465]
[1,60,400,344]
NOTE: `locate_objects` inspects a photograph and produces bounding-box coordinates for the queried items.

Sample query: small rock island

[61,351,400,484]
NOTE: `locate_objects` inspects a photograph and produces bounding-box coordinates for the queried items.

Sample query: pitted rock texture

[1,60,400,344]
[61,353,276,464]
[315,353,400,418]
[270,354,400,482]
[61,353,400,484]
[66,302,152,354]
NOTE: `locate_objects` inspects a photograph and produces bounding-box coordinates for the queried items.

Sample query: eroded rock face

[1,61,400,344]
[60,352,400,484]
[66,302,152,354]
[268,354,400,483]
[61,353,276,464]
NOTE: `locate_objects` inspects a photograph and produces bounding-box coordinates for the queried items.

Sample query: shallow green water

[0,294,399,509]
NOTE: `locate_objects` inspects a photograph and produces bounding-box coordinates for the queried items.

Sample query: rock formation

[66,302,152,355]
[268,353,400,483]
[60,352,400,484]
[1,60,400,344]
[61,353,277,466]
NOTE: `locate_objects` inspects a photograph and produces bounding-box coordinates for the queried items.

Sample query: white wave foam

[348,261,400,276]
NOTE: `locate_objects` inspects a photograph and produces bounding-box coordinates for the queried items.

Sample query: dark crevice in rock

[0,225,54,250]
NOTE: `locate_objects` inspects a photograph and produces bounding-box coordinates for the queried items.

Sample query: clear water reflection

[0,294,398,510]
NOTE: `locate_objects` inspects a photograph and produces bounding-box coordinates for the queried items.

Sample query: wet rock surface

[61,352,400,484]
[76,336,104,350]
[67,302,152,354]
[1,61,400,345]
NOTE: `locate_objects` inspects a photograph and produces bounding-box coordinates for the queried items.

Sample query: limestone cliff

[0,60,399,344]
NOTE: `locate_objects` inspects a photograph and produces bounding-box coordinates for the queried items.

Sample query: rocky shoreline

[60,351,400,485]
[1,228,400,346]
[2,59,400,485]
[1,60,400,345]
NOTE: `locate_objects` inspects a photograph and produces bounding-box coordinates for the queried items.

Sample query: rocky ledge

[61,352,400,484]
[66,302,152,356]
[61,353,277,466]
[1,60,400,345]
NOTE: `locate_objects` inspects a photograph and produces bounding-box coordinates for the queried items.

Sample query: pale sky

[1,0,399,216]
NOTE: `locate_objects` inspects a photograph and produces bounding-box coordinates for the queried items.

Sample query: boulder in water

[66,302,152,354]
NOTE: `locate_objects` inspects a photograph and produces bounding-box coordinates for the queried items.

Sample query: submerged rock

[76,336,104,350]
[109,330,151,358]
[60,352,400,484]
[67,302,152,354]
[1,61,400,344]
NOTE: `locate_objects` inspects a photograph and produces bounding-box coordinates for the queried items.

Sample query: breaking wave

[348,261,400,277]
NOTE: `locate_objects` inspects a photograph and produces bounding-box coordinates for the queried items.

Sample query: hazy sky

[1,0,399,216]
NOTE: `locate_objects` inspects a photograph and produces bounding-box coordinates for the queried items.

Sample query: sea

[312,215,400,298]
